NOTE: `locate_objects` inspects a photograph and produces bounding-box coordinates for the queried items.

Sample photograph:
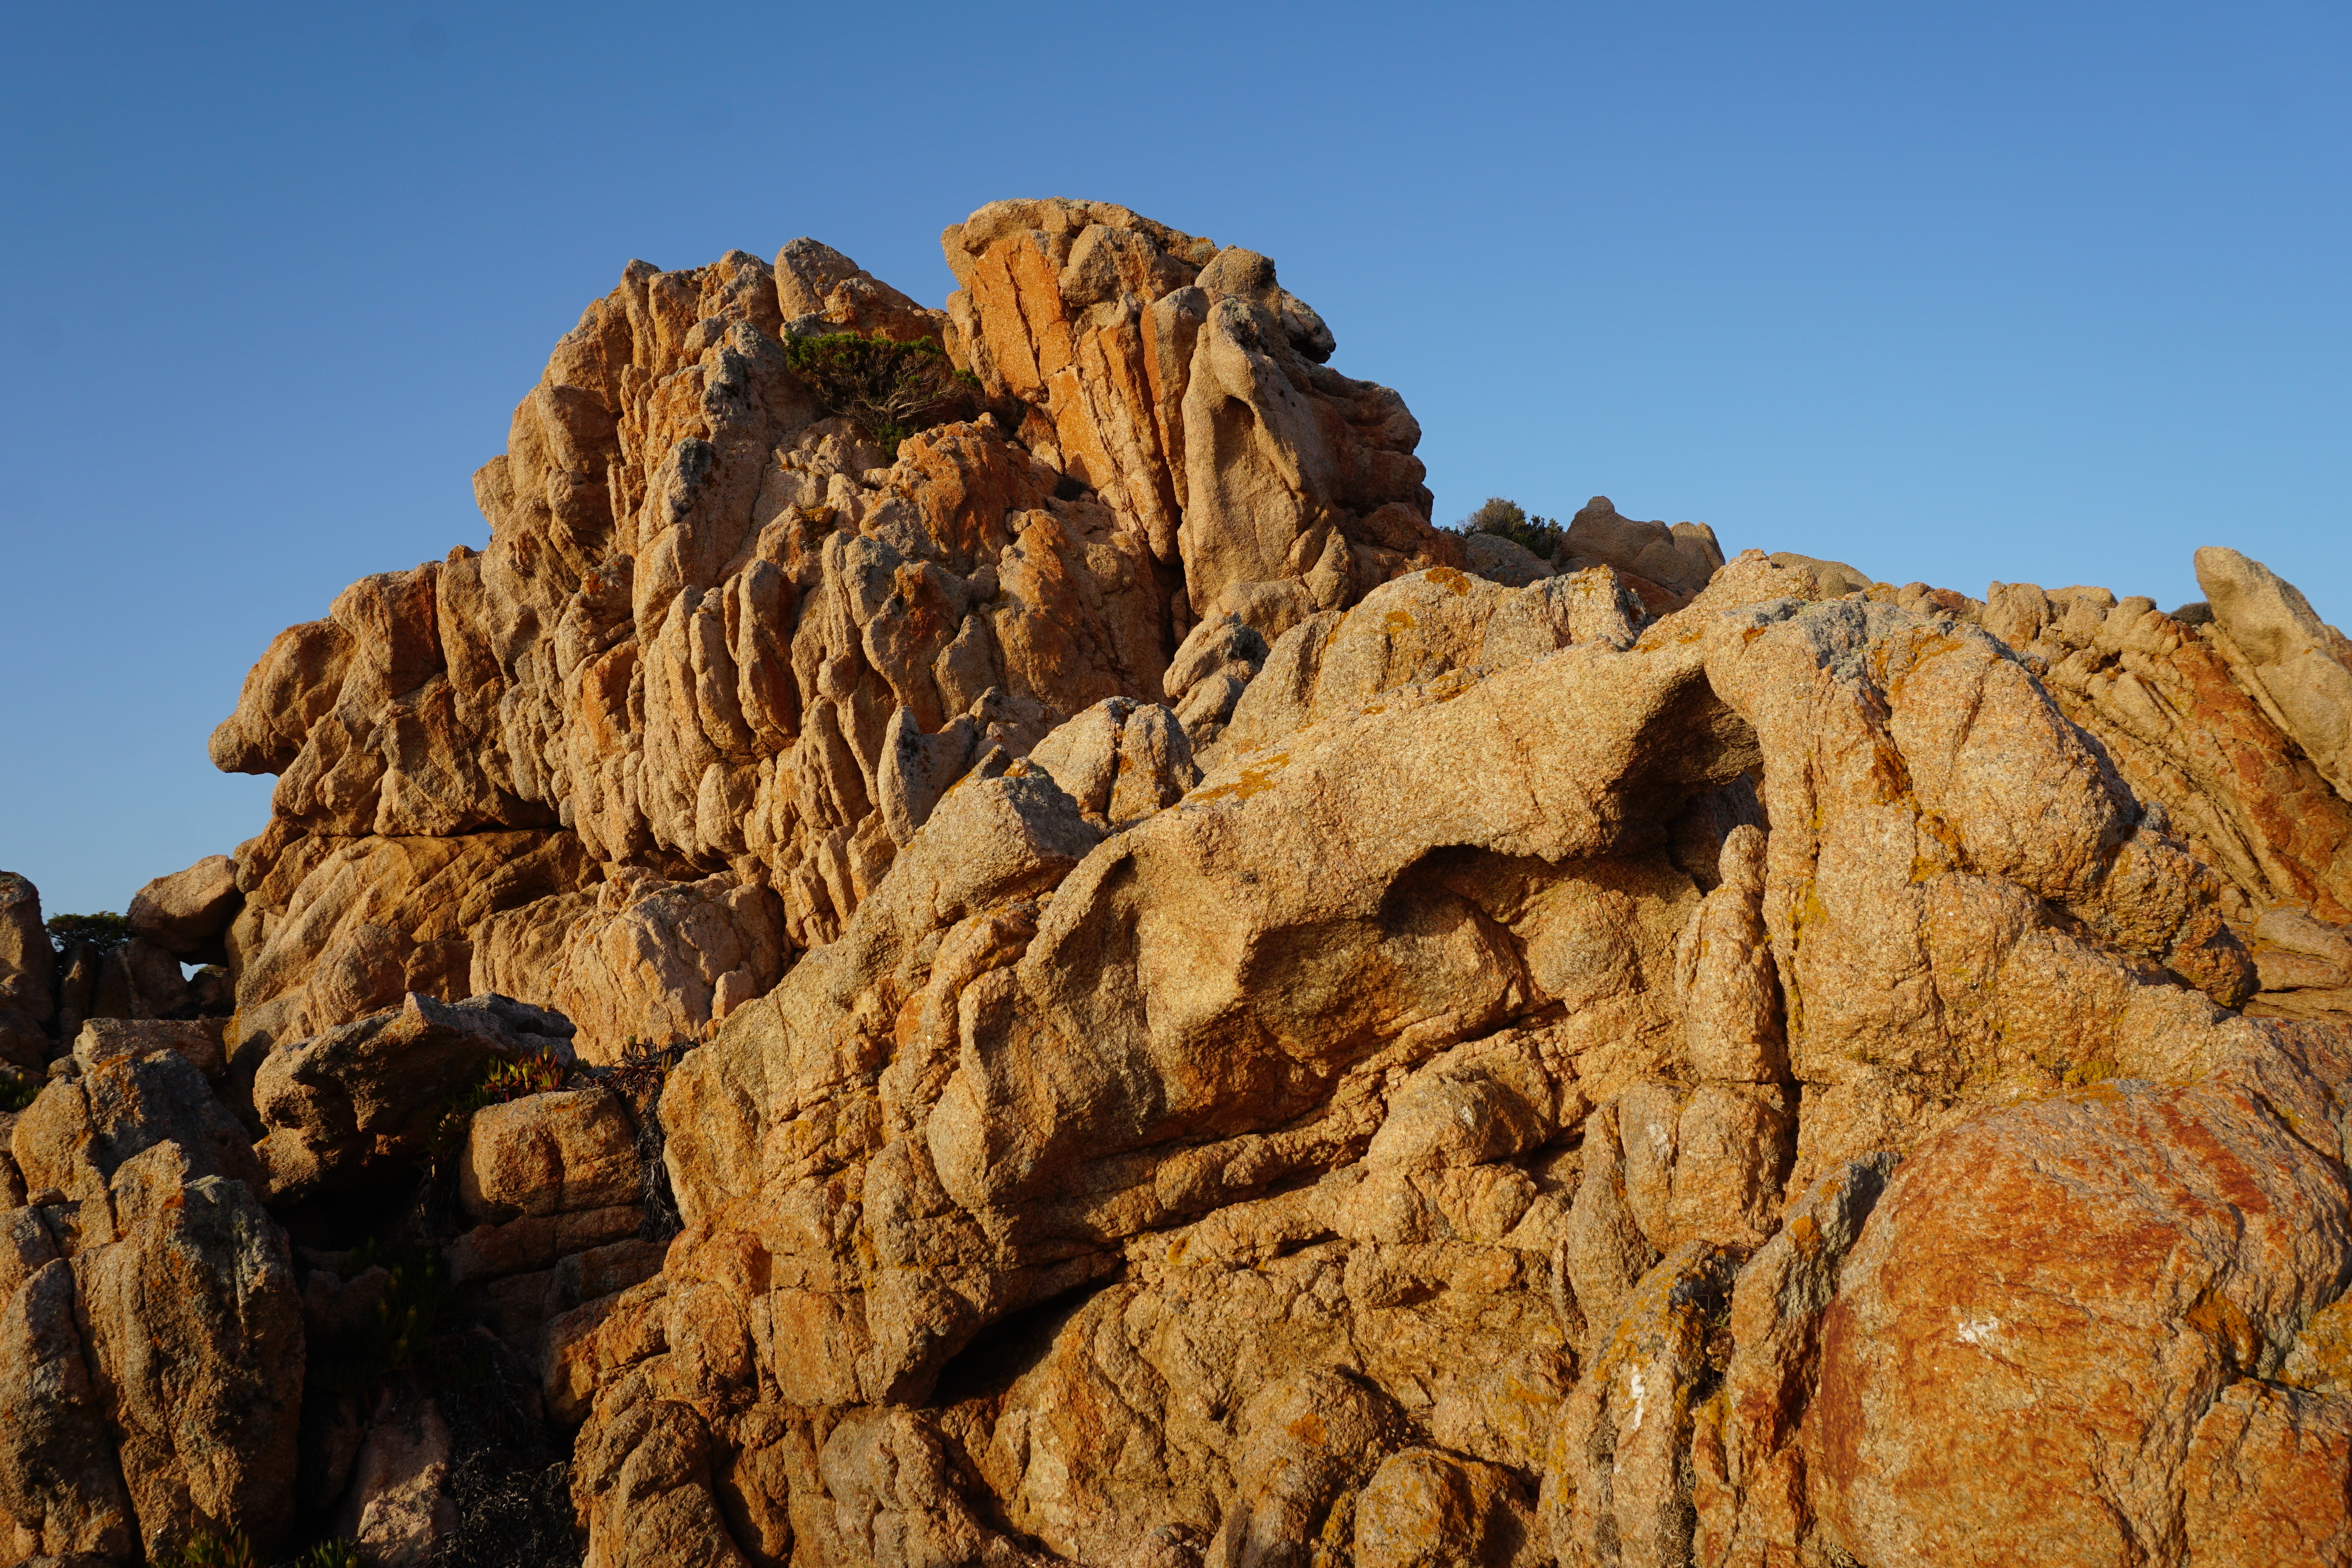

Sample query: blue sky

[2,1,2346,917]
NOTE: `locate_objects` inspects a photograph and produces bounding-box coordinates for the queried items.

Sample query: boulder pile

[3,199,2348,1567]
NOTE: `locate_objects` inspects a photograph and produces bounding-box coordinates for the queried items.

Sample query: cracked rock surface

[4,199,2352,1568]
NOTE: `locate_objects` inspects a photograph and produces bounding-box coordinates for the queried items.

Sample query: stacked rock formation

[201,200,1465,1076]
[2,199,2350,1568]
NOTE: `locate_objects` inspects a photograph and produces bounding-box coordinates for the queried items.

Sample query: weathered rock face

[19,199,2352,1568]
[1984,575,2352,933]
[0,874,53,1080]
[2196,544,2352,801]
[0,874,52,1028]
[470,867,787,1062]
[940,199,1459,633]
[127,855,242,963]
[1562,496,1726,610]
[253,990,576,1203]
[1807,1038,2352,1567]
[206,201,1459,1084]
[223,825,593,1069]
[542,540,2351,1567]
[1,1094,302,1563]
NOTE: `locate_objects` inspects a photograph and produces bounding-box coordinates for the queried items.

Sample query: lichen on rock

[5,198,2352,1568]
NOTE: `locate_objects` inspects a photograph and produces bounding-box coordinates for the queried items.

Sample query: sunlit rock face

[2,199,2350,1568]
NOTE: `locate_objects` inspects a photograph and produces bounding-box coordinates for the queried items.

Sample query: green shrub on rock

[1454,496,1569,561]
[45,909,130,954]
[782,330,979,457]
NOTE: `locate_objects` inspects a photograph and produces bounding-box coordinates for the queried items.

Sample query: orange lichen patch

[1384,609,1415,634]
[1879,629,1971,703]
[1428,566,1472,596]
[1430,669,1481,703]
[2185,1291,2260,1368]
[2287,1298,2352,1389]
[1185,753,1293,805]
[1911,811,1968,882]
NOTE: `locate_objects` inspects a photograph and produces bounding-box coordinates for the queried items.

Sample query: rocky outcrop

[470,868,786,1063]
[1983,577,2352,932]
[127,856,241,964]
[1562,496,1725,609]
[540,544,2350,1567]
[2196,544,2352,801]
[0,876,49,1080]
[1451,498,1730,611]
[941,200,1458,631]
[222,827,593,1072]
[203,200,1461,1089]
[2,1052,302,1562]
[0,981,652,1568]
[253,991,575,1203]
[1810,1032,2352,1565]
[0,875,52,1032]
[15,198,2352,1568]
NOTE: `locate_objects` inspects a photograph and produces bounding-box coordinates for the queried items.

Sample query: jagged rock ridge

[1,199,2349,1568]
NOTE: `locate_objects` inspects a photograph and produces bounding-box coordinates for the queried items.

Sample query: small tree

[47,911,130,955]
[1456,496,1569,561]
[1464,497,1527,533]
[782,332,979,458]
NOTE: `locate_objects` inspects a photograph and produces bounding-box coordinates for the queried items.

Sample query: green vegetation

[604,1039,694,1243]
[152,1530,260,1568]
[154,1529,363,1567]
[1454,496,1569,561]
[431,1049,570,1155]
[45,910,130,955]
[0,1069,40,1112]
[782,330,979,457]
[311,1243,466,1396]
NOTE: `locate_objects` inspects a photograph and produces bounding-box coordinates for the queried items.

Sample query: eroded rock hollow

[4,198,2350,1568]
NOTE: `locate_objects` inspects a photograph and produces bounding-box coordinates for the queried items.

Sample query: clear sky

[2,1,2346,918]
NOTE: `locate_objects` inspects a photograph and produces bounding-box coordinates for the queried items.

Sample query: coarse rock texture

[940,199,1459,627]
[1808,1037,2352,1566]
[203,199,1462,1089]
[0,874,53,1031]
[543,542,2352,1568]
[70,1018,226,1080]
[459,1086,640,1222]
[221,827,594,1072]
[14,199,2352,1568]
[253,990,577,1203]
[126,855,242,963]
[470,865,789,1063]
[2196,544,2352,801]
[1983,575,2352,933]
[0,875,49,1080]
[1559,497,1726,611]
[1,1144,301,1562]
